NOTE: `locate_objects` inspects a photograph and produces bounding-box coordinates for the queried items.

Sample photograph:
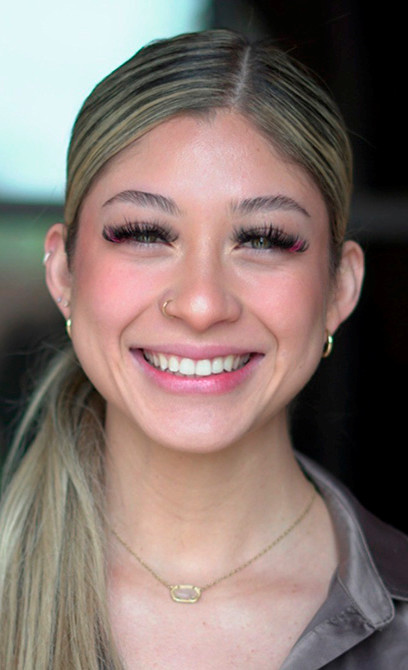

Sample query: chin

[147,422,249,456]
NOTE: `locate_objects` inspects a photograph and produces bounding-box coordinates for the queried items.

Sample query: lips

[142,350,251,377]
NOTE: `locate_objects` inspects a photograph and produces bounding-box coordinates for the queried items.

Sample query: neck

[104,409,312,583]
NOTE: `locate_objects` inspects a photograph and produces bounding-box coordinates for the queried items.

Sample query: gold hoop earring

[66,318,72,339]
[161,299,173,318]
[322,330,333,358]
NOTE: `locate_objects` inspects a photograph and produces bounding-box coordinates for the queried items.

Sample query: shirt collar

[299,453,395,626]
[281,453,405,669]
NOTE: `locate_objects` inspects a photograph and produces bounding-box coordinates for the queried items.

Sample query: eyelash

[234,225,309,253]
[102,221,309,254]
[103,221,176,245]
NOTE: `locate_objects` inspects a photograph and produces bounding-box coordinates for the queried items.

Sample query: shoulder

[296,451,408,602]
[289,452,408,668]
[351,496,408,601]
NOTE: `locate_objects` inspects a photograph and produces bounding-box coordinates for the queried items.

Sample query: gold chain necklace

[110,487,316,604]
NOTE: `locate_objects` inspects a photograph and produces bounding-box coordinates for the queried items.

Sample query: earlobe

[326,240,365,333]
[44,223,72,317]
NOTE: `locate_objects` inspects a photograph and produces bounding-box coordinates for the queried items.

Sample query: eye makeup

[102,221,177,245]
[102,220,309,254]
[233,224,309,253]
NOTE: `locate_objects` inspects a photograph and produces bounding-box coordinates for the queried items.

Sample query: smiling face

[46,111,363,453]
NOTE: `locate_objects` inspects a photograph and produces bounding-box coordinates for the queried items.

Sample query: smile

[142,350,251,377]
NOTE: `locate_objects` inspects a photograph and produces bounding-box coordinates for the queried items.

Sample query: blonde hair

[0,350,122,668]
[0,30,353,668]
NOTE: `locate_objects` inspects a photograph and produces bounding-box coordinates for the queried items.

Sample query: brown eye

[234,225,309,254]
[103,221,177,245]
[249,236,272,249]
[136,231,162,244]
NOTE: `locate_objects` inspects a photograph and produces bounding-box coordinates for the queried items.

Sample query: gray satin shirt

[281,454,408,669]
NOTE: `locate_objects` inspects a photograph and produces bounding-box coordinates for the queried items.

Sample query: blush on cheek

[73,258,167,329]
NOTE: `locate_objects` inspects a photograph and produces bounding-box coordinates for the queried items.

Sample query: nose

[162,255,242,332]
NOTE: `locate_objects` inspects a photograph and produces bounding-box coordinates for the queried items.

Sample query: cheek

[71,252,160,333]
[245,263,329,334]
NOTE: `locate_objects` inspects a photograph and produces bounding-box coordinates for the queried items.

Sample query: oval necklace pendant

[170,585,202,603]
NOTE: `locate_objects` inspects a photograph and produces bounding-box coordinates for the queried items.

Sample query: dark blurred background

[1,1,407,531]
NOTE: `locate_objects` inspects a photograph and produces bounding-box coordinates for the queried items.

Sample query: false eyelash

[234,224,309,253]
[102,220,176,245]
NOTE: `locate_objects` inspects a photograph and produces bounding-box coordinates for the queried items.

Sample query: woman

[0,30,406,669]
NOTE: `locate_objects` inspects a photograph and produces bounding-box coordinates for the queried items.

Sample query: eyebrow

[103,190,310,219]
[231,195,310,218]
[103,190,181,216]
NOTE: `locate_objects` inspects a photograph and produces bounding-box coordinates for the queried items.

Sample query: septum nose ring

[161,299,173,318]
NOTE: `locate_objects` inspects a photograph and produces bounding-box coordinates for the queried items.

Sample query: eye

[234,225,309,253]
[247,235,275,250]
[102,221,176,245]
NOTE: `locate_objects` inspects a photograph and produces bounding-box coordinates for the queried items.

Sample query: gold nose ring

[161,299,173,318]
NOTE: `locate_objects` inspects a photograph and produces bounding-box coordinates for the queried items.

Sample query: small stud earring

[57,297,62,304]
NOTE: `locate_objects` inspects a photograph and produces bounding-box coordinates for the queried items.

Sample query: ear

[44,223,73,319]
[326,240,365,334]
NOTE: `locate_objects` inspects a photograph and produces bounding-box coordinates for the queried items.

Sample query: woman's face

[46,111,362,453]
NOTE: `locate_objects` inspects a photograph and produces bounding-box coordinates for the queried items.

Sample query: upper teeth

[143,351,250,376]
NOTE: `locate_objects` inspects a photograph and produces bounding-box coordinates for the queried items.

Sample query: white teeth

[211,357,224,374]
[195,359,212,376]
[168,355,179,372]
[158,353,168,371]
[223,355,234,372]
[179,358,195,375]
[143,351,251,377]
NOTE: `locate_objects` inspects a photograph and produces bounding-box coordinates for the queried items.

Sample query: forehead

[81,111,328,223]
